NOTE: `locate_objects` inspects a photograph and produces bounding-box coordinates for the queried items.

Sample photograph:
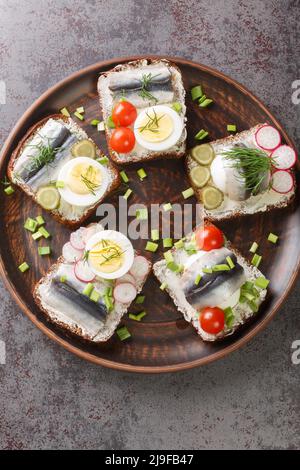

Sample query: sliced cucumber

[202,186,223,210]
[36,186,60,210]
[190,166,210,188]
[191,144,214,165]
[71,139,96,158]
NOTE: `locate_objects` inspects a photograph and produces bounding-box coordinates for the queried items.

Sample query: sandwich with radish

[186,124,296,220]
[34,223,151,342]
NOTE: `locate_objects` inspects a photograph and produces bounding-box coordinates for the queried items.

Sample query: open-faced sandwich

[186,124,296,220]
[153,222,269,341]
[97,58,186,164]
[8,114,120,227]
[33,223,151,342]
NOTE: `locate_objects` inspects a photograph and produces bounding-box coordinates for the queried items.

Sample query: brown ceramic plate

[0,56,299,373]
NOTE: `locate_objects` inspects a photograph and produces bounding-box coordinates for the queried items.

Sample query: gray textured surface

[0,0,300,450]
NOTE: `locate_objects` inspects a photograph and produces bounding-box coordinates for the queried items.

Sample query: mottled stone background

[0,0,299,450]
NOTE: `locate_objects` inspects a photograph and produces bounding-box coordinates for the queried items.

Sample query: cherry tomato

[200,307,225,334]
[195,224,224,251]
[112,100,137,127]
[109,127,135,153]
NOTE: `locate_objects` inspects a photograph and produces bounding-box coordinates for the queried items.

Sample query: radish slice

[74,260,95,283]
[113,282,137,304]
[129,256,150,280]
[62,242,83,263]
[83,225,99,244]
[70,228,86,251]
[255,125,281,151]
[271,145,297,170]
[271,170,294,194]
[116,273,136,286]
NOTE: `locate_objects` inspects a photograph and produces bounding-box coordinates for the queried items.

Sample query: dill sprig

[138,109,165,133]
[100,247,126,265]
[222,147,274,195]
[81,165,100,195]
[83,250,90,262]
[27,141,58,172]
[139,73,159,104]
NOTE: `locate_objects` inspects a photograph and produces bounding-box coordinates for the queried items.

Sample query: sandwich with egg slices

[153,222,269,341]
[8,114,120,227]
[33,223,151,342]
[186,124,296,221]
[97,58,186,164]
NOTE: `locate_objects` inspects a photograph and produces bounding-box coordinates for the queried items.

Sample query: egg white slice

[57,157,109,207]
[134,105,183,151]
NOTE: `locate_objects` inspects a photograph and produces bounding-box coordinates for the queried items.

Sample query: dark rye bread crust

[97,58,186,165]
[7,114,121,228]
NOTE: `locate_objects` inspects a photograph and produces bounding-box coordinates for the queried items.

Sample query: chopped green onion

[202,267,213,274]
[194,274,202,285]
[76,106,85,114]
[199,98,213,108]
[24,217,38,233]
[104,294,114,311]
[60,275,67,283]
[135,295,145,304]
[97,121,105,131]
[18,262,29,273]
[248,301,259,313]
[106,116,115,128]
[36,215,45,226]
[104,286,113,297]
[120,170,129,183]
[198,94,207,104]
[82,283,94,297]
[167,262,183,273]
[249,242,258,254]
[174,239,184,249]
[226,256,235,269]
[268,232,278,244]
[191,85,203,101]
[60,107,70,117]
[123,188,133,200]
[55,180,65,188]
[90,290,101,303]
[164,251,173,263]
[163,238,173,248]
[251,253,262,268]
[136,208,148,220]
[224,307,235,328]
[243,291,256,302]
[116,326,131,341]
[182,187,195,199]
[90,119,100,126]
[4,185,14,195]
[145,241,158,252]
[227,124,237,132]
[137,168,147,180]
[74,111,84,121]
[151,229,159,241]
[184,243,197,255]
[38,226,51,239]
[97,156,109,165]
[163,202,172,212]
[129,311,146,322]
[159,282,168,291]
[212,264,230,272]
[195,129,209,140]
[172,102,182,113]
[38,246,51,256]
[32,231,43,241]
[255,277,270,289]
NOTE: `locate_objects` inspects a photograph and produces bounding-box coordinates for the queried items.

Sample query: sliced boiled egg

[57,157,108,207]
[210,154,227,193]
[134,105,183,151]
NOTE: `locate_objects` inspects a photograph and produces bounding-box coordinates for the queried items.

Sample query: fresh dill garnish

[222,147,274,195]
[81,165,100,195]
[83,250,90,262]
[138,109,165,133]
[139,73,159,104]
[99,248,126,265]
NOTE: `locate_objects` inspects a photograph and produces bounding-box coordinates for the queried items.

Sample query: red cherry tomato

[195,224,224,251]
[112,100,137,127]
[109,127,135,153]
[200,307,225,334]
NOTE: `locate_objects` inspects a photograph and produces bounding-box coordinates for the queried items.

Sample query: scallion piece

[227,124,237,132]
[135,295,145,304]
[151,229,159,241]
[268,232,278,244]
[97,156,109,165]
[199,98,213,108]
[163,202,172,212]
[55,180,65,188]
[163,238,173,248]
[184,243,197,255]
[120,171,129,183]
[224,307,235,328]
[83,283,94,297]
[76,106,85,114]
[38,226,50,239]
[106,116,115,128]
[104,294,114,312]
[74,111,84,121]
[4,185,14,195]
[182,187,195,199]
[198,94,207,104]
[129,311,146,322]
[36,215,45,226]
[90,119,100,126]
[38,246,51,256]
[60,275,67,283]
[18,262,29,273]
[167,261,183,273]
[191,85,203,101]
[255,277,270,289]
[90,290,101,303]
[97,121,105,131]
[116,326,131,341]
[123,188,132,200]
[137,168,147,180]
[24,218,38,233]
[32,231,43,241]
[60,107,70,117]
[195,129,209,140]
[159,282,168,291]
[174,239,184,249]
[194,274,202,285]
[172,102,182,113]
[251,253,262,268]
[145,241,158,252]
[226,256,235,269]
[202,267,213,274]
[249,242,258,254]
[164,251,173,263]
[136,208,148,220]
[212,264,230,272]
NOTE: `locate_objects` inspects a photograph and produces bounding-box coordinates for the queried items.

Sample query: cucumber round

[191,144,214,165]
[202,186,223,210]
[36,186,60,210]
[190,165,210,188]
[71,139,96,158]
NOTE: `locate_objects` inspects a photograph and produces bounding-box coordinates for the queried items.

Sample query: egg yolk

[138,111,174,142]
[67,163,101,195]
[89,240,124,273]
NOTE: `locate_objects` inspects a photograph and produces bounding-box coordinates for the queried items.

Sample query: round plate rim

[0,54,299,373]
